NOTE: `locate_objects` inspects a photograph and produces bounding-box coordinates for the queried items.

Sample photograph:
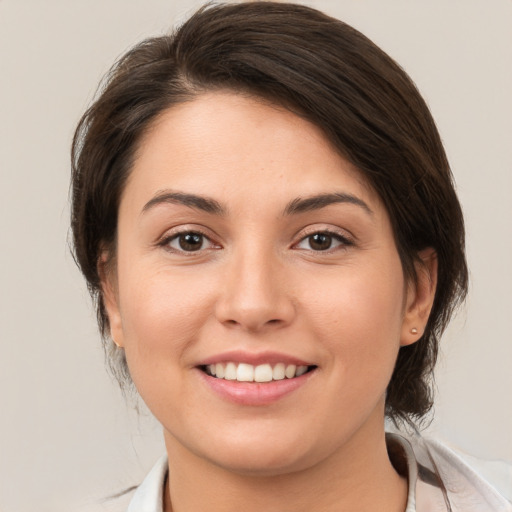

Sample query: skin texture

[102,92,437,512]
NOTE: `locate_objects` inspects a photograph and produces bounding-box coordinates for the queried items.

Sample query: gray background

[1,1,511,510]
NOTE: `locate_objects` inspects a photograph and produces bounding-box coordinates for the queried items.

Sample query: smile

[203,362,315,382]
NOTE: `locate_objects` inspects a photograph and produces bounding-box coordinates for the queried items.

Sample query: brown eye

[168,232,207,252]
[295,231,350,252]
[308,233,333,251]
[180,233,203,251]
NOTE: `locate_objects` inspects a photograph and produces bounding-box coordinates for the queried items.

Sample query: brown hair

[71,1,468,425]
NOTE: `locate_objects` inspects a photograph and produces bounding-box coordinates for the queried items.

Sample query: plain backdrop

[0,0,511,511]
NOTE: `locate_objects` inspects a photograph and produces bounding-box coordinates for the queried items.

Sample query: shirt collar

[127,435,454,512]
[127,455,167,512]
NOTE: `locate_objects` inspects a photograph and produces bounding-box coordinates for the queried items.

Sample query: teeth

[296,365,308,377]
[237,363,254,382]
[215,363,225,378]
[285,364,296,379]
[272,363,285,380]
[225,362,237,380]
[205,362,312,382]
[254,364,273,383]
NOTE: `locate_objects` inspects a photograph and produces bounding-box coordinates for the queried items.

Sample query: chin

[206,445,315,477]
[170,422,321,476]
[205,429,336,477]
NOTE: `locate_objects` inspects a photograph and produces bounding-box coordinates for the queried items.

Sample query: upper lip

[197,350,314,367]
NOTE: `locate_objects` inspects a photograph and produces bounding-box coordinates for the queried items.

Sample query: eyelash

[293,229,354,253]
[158,228,354,255]
[159,229,218,254]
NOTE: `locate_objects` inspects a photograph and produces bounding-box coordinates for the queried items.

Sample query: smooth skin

[101,92,437,512]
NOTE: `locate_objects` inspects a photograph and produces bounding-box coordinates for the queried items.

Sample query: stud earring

[411,328,418,335]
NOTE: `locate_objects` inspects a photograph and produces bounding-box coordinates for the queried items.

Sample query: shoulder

[389,432,512,512]
[422,436,512,509]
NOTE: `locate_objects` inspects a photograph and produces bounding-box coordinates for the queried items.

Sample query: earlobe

[401,248,438,346]
[98,252,124,347]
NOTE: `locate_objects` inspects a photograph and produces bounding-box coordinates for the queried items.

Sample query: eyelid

[292,226,355,251]
[157,225,222,253]
[155,224,354,253]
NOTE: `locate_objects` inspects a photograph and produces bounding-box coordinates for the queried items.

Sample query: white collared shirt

[120,434,512,512]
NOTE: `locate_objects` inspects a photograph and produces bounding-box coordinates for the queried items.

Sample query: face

[103,92,430,475]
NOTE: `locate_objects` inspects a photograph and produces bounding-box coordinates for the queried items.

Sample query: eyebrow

[141,190,373,217]
[284,193,373,216]
[141,190,225,215]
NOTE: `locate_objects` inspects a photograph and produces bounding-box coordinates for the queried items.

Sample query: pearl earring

[411,328,418,335]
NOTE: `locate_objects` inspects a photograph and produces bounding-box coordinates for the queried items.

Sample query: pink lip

[197,350,312,367]
[196,367,316,406]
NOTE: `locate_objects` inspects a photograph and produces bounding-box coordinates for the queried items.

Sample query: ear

[400,248,438,347]
[98,252,125,348]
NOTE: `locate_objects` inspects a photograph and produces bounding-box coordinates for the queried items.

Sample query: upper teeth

[206,362,309,382]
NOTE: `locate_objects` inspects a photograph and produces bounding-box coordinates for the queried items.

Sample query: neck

[162,421,407,512]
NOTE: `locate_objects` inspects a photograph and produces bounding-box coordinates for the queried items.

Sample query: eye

[166,231,213,252]
[295,231,350,251]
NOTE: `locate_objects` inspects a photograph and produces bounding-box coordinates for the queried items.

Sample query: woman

[70,2,511,511]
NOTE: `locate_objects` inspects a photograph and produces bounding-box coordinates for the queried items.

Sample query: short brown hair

[71,1,468,425]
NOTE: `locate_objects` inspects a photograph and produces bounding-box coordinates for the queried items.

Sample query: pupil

[310,233,332,251]
[179,233,202,251]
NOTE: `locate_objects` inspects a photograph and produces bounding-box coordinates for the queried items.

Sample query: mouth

[200,362,317,383]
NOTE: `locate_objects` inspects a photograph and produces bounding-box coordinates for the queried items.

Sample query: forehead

[126,91,380,212]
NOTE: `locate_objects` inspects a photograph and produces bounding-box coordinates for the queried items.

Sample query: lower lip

[197,369,315,406]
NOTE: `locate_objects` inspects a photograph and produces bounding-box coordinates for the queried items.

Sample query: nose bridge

[215,236,294,331]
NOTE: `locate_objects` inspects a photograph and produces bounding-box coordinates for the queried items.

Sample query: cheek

[116,263,216,375]
[306,256,405,381]
[116,265,222,423]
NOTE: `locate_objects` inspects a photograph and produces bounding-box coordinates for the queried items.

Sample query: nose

[214,246,296,333]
